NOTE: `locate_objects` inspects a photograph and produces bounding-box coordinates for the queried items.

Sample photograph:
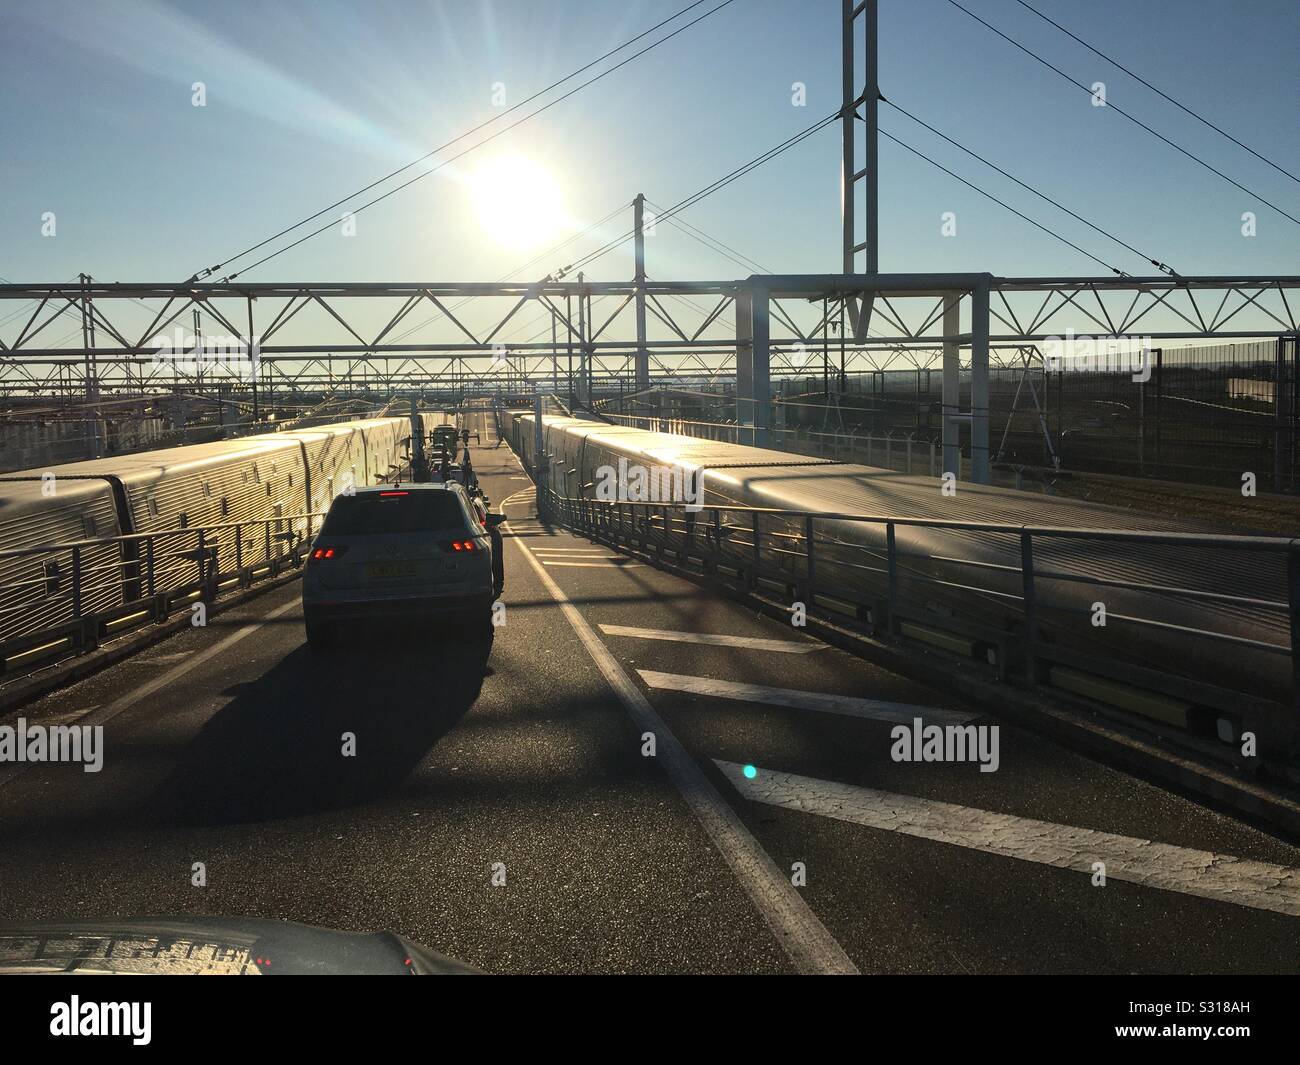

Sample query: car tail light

[439,539,478,553]
[310,545,348,561]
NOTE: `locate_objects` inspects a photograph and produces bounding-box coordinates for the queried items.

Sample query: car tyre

[305,617,336,651]
[464,608,494,644]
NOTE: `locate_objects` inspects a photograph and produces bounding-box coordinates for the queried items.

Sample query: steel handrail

[534,483,1296,699]
[552,495,1293,551]
[0,512,328,562]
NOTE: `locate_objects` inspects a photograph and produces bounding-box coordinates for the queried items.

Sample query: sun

[471,154,566,250]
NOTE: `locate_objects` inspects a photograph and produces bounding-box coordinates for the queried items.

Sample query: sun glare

[471,154,566,250]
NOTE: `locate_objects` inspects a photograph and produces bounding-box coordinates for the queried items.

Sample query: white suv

[302,482,498,648]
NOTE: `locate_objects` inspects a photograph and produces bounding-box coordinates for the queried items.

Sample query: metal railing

[606,413,943,476]
[0,512,325,674]
[533,479,1299,764]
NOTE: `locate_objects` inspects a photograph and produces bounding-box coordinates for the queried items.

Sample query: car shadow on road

[146,626,492,826]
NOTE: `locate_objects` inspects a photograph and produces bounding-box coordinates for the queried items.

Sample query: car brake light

[440,539,478,553]
[310,546,348,560]
[379,490,410,497]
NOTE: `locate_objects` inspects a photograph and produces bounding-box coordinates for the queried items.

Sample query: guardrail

[0,512,325,675]
[605,412,945,475]
[604,412,1072,490]
[533,481,1300,766]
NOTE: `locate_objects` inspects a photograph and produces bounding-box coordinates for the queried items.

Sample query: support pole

[971,277,991,484]
[863,0,878,276]
[634,193,649,390]
[247,294,260,423]
[745,280,772,448]
[942,294,961,479]
[533,391,546,497]
[735,285,753,431]
[576,272,588,406]
[78,273,102,459]
[841,1,879,339]
[841,0,856,274]
[551,306,558,395]
[565,291,574,407]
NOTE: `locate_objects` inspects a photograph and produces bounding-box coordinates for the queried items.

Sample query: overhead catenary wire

[883,100,1177,275]
[943,0,1300,230]
[645,200,771,274]
[489,114,843,348]
[880,129,1128,275]
[189,0,719,282]
[483,110,842,353]
[207,0,739,282]
[640,210,945,376]
[384,201,630,346]
[1013,0,1300,189]
[563,109,841,277]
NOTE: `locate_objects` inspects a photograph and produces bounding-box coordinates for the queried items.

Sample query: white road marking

[600,625,821,654]
[0,597,303,789]
[531,547,611,554]
[639,671,975,725]
[531,552,615,559]
[504,502,857,975]
[542,561,645,569]
[716,760,1300,919]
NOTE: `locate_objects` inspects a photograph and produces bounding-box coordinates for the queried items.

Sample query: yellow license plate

[366,561,419,580]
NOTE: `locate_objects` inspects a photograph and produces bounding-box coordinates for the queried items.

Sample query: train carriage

[510,411,1290,719]
[0,416,412,660]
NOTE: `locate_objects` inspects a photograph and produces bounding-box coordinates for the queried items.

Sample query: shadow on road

[146,625,492,826]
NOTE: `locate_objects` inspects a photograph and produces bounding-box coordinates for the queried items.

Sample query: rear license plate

[366,561,419,580]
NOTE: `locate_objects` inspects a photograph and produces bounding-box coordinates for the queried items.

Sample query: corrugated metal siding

[0,416,411,647]
[527,413,1290,703]
[0,479,123,643]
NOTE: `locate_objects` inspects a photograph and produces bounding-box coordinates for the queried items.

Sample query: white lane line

[80,597,303,731]
[542,561,645,569]
[531,547,611,554]
[0,597,303,789]
[639,671,975,726]
[716,760,1300,919]
[505,508,857,975]
[600,625,821,654]
[531,552,616,558]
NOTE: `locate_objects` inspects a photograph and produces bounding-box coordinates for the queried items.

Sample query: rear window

[321,491,469,535]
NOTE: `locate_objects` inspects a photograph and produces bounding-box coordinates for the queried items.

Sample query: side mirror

[485,513,506,528]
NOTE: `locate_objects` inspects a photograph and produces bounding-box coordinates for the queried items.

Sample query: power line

[643,201,958,365]
[385,201,630,346]
[493,199,770,347]
[879,129,1127,275]
[645,199,771,274]
[883,100,1176,275]
[191,0,715,281]
[210,0,738,281]
[1013,0,1300,188]
[942,0,1300,229]
[564,109,840,277]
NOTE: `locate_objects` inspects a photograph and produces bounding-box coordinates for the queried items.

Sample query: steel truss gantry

[2,272,1298,483]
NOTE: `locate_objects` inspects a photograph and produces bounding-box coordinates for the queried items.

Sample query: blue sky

[2,0,1297,304]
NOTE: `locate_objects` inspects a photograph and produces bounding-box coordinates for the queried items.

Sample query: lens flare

[471,154,566,250]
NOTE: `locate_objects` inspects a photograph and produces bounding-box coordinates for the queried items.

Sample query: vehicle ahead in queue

[302,481,502,647]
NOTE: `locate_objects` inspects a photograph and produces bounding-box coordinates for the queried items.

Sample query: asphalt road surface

[1,406,1298,974]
